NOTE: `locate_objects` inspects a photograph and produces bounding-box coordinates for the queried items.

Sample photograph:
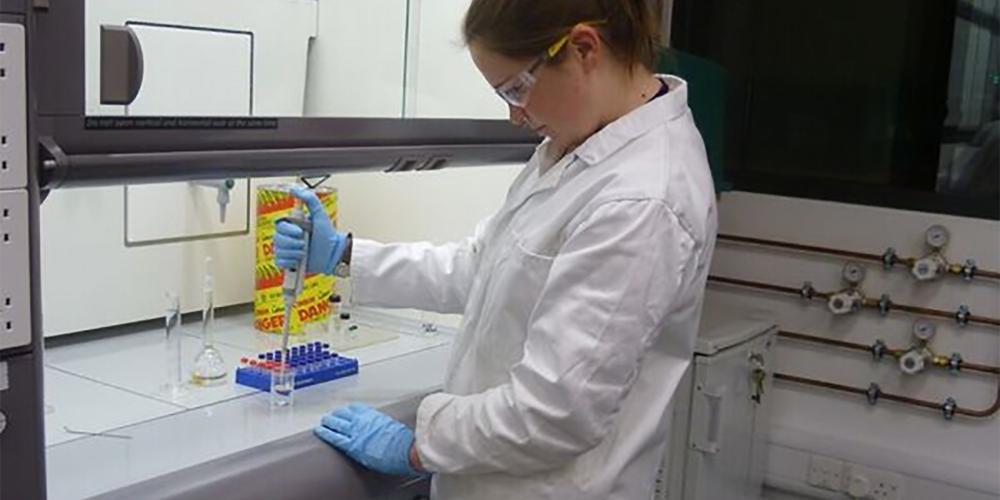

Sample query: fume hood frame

[30,0,541,192]
[0,2,540,499]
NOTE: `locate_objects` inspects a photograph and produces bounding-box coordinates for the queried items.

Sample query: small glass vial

[330,294,342,318]
[321,295,342,338]
[336,312,351,340]
[270,364,295,408]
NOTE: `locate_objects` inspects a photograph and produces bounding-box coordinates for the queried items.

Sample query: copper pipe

[718,234,882,263]
[774,373,938,411]
[707,275,1000,329]
[774,372,1000,418]
[882,301,959,321]
[959,382,1000,418]
[707,275,831,299]
[776,330,1000,375]
[964,361,1000,375]
[778,330,872,353]
[886,301,1000,328]
[979,269,1000,280]
[717,233,1000,282]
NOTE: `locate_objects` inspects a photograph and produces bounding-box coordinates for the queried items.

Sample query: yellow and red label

[254,186,337,334]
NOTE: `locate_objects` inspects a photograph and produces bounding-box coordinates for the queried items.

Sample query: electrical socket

[0,24,27,190]
[844,464,903,500]
[0,190,31,350]
[807,455,845,491]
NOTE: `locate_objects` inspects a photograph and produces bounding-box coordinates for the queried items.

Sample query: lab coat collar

[574,74,688,167]
[517,75,686,202]
[504,140,577,211]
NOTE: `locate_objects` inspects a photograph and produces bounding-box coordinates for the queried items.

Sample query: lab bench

[43,307,452,500]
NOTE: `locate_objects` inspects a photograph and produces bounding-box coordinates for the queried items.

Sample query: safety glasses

[493,22,604,108]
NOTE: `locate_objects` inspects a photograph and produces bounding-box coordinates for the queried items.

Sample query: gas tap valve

[880,247,898,271]
[947,352,963,374]
[911,225,951,281]
[876,294,893,316]
[955,305,972,327]
[865,383,881,405]
[828,263,866,315]
[911,254,948,281]
[871,339,889,361]
[899,349,929,375]
[957,259,978,281]
[898,321,937,375]
[799,281,816,300]
[828,290,864,315]
[941,397,958,421]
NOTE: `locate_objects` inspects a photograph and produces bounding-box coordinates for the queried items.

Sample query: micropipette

[277,201,312,368]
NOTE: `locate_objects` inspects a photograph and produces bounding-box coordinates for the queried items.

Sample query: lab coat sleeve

[414,199,700,475]
[349,216,492,315]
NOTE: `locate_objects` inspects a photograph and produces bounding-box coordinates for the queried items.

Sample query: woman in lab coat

[274,0,718,498]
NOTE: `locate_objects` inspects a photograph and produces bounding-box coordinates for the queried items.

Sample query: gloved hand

[273,186,348,275]
[314,403,420,476]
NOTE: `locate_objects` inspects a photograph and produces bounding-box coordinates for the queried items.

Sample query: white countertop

[43,307,454,500]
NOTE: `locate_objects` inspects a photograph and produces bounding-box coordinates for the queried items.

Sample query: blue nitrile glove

[273,186,348,275]
[314,403,419,476]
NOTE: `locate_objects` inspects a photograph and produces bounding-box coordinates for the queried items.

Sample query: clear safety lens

[496,71,537,108]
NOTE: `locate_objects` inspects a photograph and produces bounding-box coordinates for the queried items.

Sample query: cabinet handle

[693,386,726,455]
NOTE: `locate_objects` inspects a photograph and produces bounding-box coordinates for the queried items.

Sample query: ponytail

[603,0,662,71]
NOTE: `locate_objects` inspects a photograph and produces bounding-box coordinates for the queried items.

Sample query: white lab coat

[351,75,717,500]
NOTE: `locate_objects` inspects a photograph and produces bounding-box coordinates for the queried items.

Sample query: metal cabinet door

[683,335,770,500]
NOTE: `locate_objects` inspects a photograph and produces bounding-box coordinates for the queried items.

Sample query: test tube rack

[235,341,359,392]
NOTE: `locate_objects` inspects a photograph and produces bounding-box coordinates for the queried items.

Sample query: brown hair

[463,0,663,71]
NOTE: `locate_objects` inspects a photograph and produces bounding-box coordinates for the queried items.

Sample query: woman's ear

[568,25,602,72]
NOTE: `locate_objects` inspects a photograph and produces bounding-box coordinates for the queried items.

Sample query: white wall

[712,192,1000,499]
[402,0,506,119]
[330,164,522,327]
[332,166,520,245]
[304,0,407,118]
[304,0,505,119]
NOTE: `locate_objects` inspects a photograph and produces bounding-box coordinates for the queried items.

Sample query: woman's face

[470,30,602,150]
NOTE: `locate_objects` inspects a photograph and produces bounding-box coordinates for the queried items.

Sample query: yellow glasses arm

[545,20,608,59]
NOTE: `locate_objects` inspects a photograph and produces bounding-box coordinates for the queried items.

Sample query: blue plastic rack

[235,341,359,392]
